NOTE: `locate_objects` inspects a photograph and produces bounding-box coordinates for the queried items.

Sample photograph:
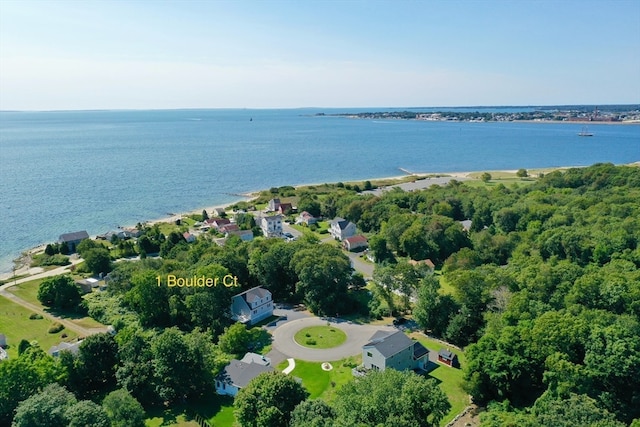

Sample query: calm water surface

[1,108,638,273]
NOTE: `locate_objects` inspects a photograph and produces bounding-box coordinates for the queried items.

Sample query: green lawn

[410,333,469,426]
[144,394,234,427]
[0,295,78,358]
[7,278,107,329]
[294,326,347,349]
[278,356,361,401]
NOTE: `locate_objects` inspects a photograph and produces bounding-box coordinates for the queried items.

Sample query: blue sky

[1,0,638,110]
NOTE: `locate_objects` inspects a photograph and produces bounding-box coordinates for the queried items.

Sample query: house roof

[48,340,83,356]
[235,286,272,305]
[408,259,435,269]
[270,198,281,204]
[344,235,368,245]
[300,211,314,219]
[278,203,293,211]
[331,217,353,230]
[241,352,271,366]
[262,214,282,222]
[59,230,90,242]
[438,349,456,360]
[218,359,274,388]
[364,330,415,358]
[220,224,240,233]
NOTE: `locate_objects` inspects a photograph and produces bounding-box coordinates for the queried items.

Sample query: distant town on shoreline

[319,104,640,123]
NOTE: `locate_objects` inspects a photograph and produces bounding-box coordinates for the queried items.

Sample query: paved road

[271,317,394,362]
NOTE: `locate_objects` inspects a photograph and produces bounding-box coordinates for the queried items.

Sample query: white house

[329,217,356,241]
[296,211,317,226]
[48,340,83,357]
[260,215,283,237]
[216,353,274,397]
[231,286,274,325]
[361,330,429,372]
[267,198,281,212]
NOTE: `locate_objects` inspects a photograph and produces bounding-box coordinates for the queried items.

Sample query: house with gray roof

[58,230,90,252]
[361,330,429,372]
[329,217,356,241]
[215,353,274,397]
[48,340,83,357]
[231,286,274,325]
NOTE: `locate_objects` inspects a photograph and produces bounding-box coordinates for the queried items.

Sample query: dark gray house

[362,330,429,372]
[215,353,273,396]
[58,230,90,252]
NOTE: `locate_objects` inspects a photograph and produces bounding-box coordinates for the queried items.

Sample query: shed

[438,348,460,368]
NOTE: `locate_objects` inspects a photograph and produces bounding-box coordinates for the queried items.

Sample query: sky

[0,0,639,110]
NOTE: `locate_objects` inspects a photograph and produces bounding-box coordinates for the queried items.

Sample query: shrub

[29,313,43,320]
[48,322,64,334]
[306,339,317,345]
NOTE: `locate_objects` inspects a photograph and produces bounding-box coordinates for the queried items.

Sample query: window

[366,351,373,358]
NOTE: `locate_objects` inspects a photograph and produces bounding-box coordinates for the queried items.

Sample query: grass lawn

[294,326,347,349]
[7,278,107,329]
[144,394,235,427]
[410,333,469,426]
[278,356,361,401]
[0,295,78,358]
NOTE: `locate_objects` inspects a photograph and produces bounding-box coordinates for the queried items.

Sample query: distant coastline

[3,162,639,281]
[318,105,640,124]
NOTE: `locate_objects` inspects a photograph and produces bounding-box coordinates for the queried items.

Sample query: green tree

[481,172,492,182]
[0,345,65,425]
[234,372,309,427]
[202,209,209,220]
[83,247,112,275]
[12,383,76,427]
[218,322,253,355]
[45,244,56,256]
[333,369,450,427]
[102,388,146,427]
[413,275,459,336]
[66,332,119,398]
[151,328,216,403]
[290,399,336,427]
[37,274,82,310]
[65,400,111,427]
[115,330,159,406]
[125,270,170,327]
[291,244,353,315]
[517,168,528,178]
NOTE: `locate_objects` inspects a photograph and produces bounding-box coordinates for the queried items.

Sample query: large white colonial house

[215,352,273,397]
[361,330,429,372]
[231,286,274,325]
[260,214,283,237]
[329,217,356,241]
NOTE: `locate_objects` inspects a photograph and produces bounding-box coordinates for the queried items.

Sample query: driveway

[271,317,394,362]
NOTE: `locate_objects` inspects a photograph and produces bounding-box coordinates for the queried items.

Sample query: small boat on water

[578,126,593,137]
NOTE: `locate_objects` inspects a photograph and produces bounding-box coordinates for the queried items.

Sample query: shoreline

[2,162,639,280]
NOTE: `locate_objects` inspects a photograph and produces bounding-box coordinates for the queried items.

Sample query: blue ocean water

[1,108,638,273]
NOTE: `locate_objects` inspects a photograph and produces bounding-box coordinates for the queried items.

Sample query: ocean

[1,108,638,274]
